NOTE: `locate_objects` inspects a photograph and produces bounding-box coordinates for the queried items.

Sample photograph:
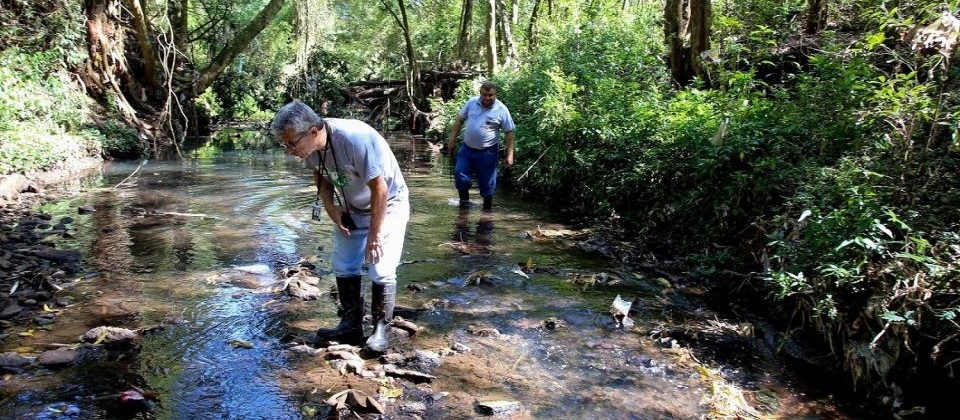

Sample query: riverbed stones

[0,352,32,368]
[475,400,521,416]
[407,350,442,371]
[36,348,77,368]
[0,302,23,319]
[81,326,138,349]
[285,278,321,300]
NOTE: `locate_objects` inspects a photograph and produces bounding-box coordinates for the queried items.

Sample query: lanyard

[317,124,350,217]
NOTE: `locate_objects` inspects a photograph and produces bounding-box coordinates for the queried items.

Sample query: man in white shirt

[271,101,409,354]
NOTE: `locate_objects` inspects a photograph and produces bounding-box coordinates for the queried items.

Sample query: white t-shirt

[303,119,407,214]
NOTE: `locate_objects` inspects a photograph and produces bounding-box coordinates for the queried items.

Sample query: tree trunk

[169,0,190,57]
[486,0,498,75]
[805,0,827,34]
[397,0,424,107]
[689,0,711,84]
[511,0,519,25]
[457,0,474,61]
[195,0,285,94]
[123,0,157,88]
[664,0,689,86]
[83,0,152,131]
[497,0,518,69]
[381,0,425,130]
[528,0,541,52]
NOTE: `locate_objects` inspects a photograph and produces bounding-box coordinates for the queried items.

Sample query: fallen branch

[516,145,553,182]
[113,160,147,189]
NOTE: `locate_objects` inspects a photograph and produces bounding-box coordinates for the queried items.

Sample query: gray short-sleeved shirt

[459,97,515,149]
[303,119,407,214]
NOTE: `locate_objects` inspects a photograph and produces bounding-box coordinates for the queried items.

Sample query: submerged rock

[82,326,138,349]
[37,349,77,368]
[0,352,32,367]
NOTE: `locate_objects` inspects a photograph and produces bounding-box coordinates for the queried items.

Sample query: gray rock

[286,279,322,300]
[452,342,472,353]
[476,400,521,416]
[37,349,76,367]
[399,402,426,416]
[81,326,138,349]
[0,352,32,367]
[408,350,442,370]
[0,303,22,319]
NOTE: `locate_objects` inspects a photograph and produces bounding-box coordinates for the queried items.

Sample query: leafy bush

[0,48,92,132]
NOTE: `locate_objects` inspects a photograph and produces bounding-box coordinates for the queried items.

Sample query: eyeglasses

[280,131,310,152]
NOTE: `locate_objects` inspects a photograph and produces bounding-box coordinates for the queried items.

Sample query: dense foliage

[0,0,140,173]
[452,1,959,413]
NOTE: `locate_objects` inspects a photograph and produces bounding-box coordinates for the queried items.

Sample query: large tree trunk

[511,0,518,25]
[664,0,689,87]
[169,0,190,57]
[486,0,498,75]
[457,0,474,61]
[85,0,284,155]
[195,0,285,94]
[806,0,827,34]
[124,0,157,88]
[83,0,153,132]
[689,0,711,84]
[496,0,518,69]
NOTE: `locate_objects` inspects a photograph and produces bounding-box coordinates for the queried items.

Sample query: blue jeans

[330,200,409,286]
[455,145,499,198]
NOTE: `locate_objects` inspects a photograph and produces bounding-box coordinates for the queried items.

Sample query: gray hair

[269,100,323,138]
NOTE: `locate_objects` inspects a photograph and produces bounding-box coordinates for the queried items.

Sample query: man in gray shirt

[271,100,409,354]
[446,81,516,211]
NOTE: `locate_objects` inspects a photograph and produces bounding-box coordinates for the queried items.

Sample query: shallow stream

[0,130,854,419]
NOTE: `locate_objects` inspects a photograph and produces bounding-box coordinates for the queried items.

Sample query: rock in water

[611,294,635,329]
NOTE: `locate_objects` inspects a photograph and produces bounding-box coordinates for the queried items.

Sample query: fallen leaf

[379,386,403,398]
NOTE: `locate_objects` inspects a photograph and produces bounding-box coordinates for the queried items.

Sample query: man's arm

[447,115,465,155]
[504,131,515,168]
[365,175,388,264]
[316,170,349,235]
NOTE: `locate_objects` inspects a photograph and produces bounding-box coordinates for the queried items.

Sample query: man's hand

[365,237,383,264]
[328,205,352,235]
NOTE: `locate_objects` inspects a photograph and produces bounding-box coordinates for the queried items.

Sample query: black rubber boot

[458,189,470,209]
[482,196,493,211]
[364,283,396,354]
[316,276,364,346]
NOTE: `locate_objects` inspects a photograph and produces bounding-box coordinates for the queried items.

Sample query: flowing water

[0,130,854,419]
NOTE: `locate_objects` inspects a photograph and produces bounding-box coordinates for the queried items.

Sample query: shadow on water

[0,129,856,419]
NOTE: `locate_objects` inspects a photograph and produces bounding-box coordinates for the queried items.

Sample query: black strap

[317,123,351,217]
